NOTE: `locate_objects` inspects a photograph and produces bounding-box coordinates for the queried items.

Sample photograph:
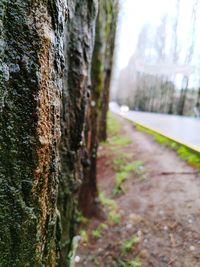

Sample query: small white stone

[91,101,96,107]
[163,226,168,231]
[189,246,195,251]
[126,223,132,229]
[159,210,164,215]
[137,230,142,237]
[188,219,193,224]
[75,256,81,263]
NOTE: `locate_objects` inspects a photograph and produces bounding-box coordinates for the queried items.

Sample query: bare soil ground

[76,115,200,267]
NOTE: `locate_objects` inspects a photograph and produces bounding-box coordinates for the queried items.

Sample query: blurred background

[111,0,200,117]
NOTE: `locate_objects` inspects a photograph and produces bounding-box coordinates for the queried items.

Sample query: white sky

[112,0,200,91]
[116,0,189,69]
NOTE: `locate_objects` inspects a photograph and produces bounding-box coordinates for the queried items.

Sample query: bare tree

[178,0,198,115]
[79,0,118,217]
[99,0,118,141]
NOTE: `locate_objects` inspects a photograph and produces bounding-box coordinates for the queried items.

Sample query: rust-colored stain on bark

[29,3,59,264]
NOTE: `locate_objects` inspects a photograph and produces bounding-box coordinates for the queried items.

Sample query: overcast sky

[116,0,195,69]
[112,0,200,90]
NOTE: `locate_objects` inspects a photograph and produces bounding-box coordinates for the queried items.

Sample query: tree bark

[98,1,117,142]
[58,1,97,265]
[98,69,111,141]
[78,0,105,217]
[0,1,97,266]
[79,0,118,217]
[177,76,189,115]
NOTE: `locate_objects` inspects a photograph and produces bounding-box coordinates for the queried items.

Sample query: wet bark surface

[0,1,97,266]
[79,0,117,218]
[98,69,111,142]
[99,1,117,142]
[58,1,97,265]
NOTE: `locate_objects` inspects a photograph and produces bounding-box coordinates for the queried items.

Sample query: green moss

[0,1,42,265]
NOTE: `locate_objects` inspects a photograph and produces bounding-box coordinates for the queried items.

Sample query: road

[110,102,200,151]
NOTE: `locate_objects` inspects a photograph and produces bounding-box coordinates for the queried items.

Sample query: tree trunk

[58,1,98,265]
[177,76,189,115]
[98,69,111,141]
[0,1,97,266]
[79,0,118,217]
[78,0,105,217]
[99,1,118,142]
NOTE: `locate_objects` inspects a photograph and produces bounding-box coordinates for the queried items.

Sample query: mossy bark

[58,1,97,265]
[99,1,118,141]
[0,1,97,266]
[79,0,118,217]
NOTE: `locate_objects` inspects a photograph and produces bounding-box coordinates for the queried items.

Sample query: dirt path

[76,115,200,267]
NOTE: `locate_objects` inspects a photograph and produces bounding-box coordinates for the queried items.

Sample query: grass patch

[116,172,129,187]
[89,256,100,266]
[112,171,129,196]
[108,210,121,225]
[121,235,140,253]
[107,111,121,136]
[92,223,108,239]
[106,112,132,146]
[109,136,132,146]
[112,154,130,171]
[76,211,88,225]
[117,259,142,267]
[136,124,200,169]
[79,229,88,243]
[112,155,144,174]
[99,192,121,224]
[112,156,145,196]
[123,161,144,174]
[99,192,117,210]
